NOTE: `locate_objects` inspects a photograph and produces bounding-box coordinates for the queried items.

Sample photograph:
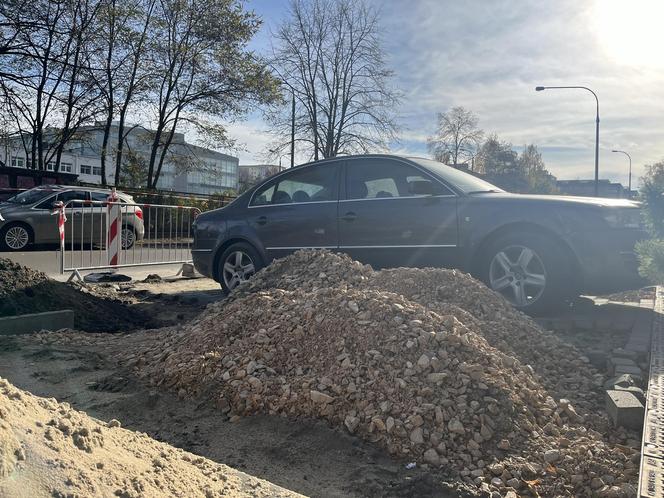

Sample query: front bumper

[573,228,648,294]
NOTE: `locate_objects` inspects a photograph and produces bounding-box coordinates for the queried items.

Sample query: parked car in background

[192,154,646,312]
[0,185,144,251]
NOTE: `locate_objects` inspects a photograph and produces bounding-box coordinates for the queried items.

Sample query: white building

[0,123,239,194]
[238,164,286,192]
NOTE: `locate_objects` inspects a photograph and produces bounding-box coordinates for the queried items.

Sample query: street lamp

[535,85,600,196]
[612,149,632,197]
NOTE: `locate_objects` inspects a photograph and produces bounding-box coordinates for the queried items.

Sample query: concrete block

[613,385,646,404]
[605,390,644,430]
[0,310,74,335]
[608,356,638,375]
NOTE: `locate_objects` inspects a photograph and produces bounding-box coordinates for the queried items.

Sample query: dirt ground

[0,277,473,498]
[0,273,651,498]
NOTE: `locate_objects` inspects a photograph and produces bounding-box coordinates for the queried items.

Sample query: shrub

[636,161,664,284]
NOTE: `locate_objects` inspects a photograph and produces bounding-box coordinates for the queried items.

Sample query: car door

[248,162,340,261]
[58,190,89,246]
[89,191,111,246]
[31,193,61,244]
[339,157,459,268]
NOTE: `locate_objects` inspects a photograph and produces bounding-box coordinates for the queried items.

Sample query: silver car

[0,185,145,251]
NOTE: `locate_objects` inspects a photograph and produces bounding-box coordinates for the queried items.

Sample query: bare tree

[143,0,279,189]
[427,106,483,168]
[89,0,155,185]
[269,0,400,161]
[0,0,102,171]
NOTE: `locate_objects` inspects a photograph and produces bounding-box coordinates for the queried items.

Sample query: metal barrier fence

[57,198,200,280]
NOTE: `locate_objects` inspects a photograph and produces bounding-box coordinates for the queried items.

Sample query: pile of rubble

[113,250,638,497]
[0,376,301,497]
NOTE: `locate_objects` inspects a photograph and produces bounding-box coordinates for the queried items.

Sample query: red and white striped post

[53,201,67,274]
[107,188,121,266]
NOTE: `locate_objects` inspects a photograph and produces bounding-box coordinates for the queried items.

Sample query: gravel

[93,250,641,497]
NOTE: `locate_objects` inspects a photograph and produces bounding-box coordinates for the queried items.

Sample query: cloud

[229,0,664,188]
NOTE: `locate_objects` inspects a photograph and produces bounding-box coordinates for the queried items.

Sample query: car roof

[41,185,131,197]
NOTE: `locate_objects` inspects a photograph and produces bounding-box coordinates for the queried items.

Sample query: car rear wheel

[480,232,570,313]
[121,226,136,250]
[0,224,31,251]
[217,242,263,295]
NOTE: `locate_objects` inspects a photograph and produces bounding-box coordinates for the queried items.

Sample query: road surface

[1,245,193,280]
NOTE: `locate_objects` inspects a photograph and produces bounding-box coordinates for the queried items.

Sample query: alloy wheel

[121,228,135,249]
[489,244,546,307]
[5,226,29,250]
[222,250,256,290]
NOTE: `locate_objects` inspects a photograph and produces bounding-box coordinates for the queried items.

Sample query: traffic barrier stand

[57,197,201,281]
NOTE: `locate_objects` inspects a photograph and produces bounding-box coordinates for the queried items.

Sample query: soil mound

[0,376,301,498]
[0,258,147,332]
[121,251,637,496]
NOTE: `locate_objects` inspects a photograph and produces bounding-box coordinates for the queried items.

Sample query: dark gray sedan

[192,154,646,312]
[0,185,144,251]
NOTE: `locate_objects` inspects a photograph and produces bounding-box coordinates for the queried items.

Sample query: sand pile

[0,376,301,498]
[106,251,638,497]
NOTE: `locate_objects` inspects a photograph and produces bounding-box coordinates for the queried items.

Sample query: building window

[46,162,55,171]
[11,156,25,168]
[80,164,92,175]
[60,162,73,173]
[92,166,102,176]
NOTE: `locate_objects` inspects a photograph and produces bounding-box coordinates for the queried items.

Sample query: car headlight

[603,208,644,229]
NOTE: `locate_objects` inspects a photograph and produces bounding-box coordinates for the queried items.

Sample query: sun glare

[593,0,664,67]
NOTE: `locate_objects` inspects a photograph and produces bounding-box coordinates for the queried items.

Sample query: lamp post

[612,149,632,198]
[535,85,600,196]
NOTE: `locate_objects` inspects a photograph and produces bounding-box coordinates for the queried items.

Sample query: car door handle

[340,212,357,222]
[256,216,267,225]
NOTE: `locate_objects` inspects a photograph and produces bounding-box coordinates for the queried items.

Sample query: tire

[121,226,136,250]
[479,231,571,314]
[216,242,263,295]
[0,223,32,251]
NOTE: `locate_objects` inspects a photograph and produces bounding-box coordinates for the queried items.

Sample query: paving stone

[613,385,646,404]
[608,356,638,375]
[605,390,644,430]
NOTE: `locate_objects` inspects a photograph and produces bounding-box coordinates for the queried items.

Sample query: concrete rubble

[61,249,638,497]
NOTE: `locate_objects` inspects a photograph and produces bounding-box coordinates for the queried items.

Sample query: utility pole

[290,90,295,168]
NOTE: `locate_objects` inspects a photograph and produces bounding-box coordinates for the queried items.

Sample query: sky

[225,0,664,188]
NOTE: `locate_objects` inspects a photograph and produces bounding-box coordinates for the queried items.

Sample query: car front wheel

[217,242,263,295]
[0,224,31,251]
[481,232,570,313]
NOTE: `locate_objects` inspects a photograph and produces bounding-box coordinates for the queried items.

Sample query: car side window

[34,195,58,210]
[57,190,88,206]
[251,164,338,206]
[251,183,276,206]
[346,159,452,199]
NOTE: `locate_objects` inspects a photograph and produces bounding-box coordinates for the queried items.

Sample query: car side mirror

[409,180,434,195]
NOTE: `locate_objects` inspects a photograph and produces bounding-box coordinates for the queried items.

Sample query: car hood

[0,202,24,212]
[472,192,640,208]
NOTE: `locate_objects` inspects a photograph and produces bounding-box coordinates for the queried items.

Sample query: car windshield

[5,188,57,205]
[409,157,504,194]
